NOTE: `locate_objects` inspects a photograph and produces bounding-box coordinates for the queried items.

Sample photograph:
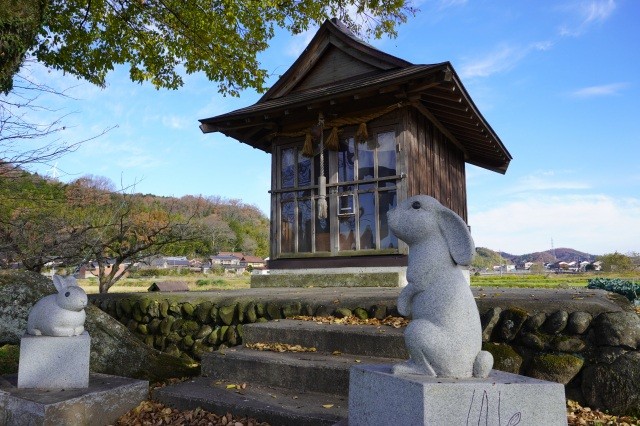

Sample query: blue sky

[13,0,640,256]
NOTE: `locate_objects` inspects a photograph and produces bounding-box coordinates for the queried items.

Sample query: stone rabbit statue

[26,275,88,337]
[389,195,493,378]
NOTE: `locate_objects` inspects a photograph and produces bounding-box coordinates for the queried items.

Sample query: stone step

[201,346,399,397]
[153,377,347,426]
[242,319,408,359]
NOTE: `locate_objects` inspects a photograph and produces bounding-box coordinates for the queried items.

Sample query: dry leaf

[322,404,334,409]
[246,342,317,353]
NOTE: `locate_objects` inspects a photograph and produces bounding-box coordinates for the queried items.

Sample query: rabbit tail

[473,350,493,378]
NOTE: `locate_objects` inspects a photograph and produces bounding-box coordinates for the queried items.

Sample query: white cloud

[570,82,629,98]
[558,0,616,37]
[458,45,526,79]
[531,40,554,51]
[161,115,190,130]
[469,194,640,255]
[286,28,316,57]
[437,0,468,9]
[508,171,591,193]
[117,154,165,170]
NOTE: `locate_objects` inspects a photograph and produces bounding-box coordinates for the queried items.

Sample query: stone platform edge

[0,373,148,426]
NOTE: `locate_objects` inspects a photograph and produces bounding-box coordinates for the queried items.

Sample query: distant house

[209,252,266,273]
[210,254,241,266]
[76,260,130,279]
[493,264,515,272]
[240,255,266,269]
[150,256,191,269]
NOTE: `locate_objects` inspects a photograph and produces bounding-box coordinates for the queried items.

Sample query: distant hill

[499,248,596,265]
[472,247,506,269]
[473,247,597,269]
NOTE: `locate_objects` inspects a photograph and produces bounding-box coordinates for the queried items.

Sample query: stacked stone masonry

[90,295,640,417]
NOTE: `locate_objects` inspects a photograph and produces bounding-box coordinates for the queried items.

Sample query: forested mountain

[500,248,596,264]
[0,170,269,288]
[472,247,597,270]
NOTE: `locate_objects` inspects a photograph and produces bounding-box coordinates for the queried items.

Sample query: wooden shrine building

[200,19,512,286]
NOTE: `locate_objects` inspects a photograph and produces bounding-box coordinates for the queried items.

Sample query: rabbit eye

[65,291,70,297]
[411,201,421,209]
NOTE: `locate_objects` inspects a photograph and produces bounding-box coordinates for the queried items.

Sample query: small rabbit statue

[26,275,88,337]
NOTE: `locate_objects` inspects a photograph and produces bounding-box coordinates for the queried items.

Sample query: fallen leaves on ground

[245,342,317,353]
[291,315,409,328]
[114,400,270,426]
[112,393,640,425]
[567,400,640,425]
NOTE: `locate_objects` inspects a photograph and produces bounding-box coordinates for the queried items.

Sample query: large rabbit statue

[388,195,493,378]
[26,275,88,337]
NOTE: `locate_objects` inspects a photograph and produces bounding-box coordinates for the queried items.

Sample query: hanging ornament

[325,127,339,151]
[302,131,314,157]
[317,113,328,219]
[355,122,369,144]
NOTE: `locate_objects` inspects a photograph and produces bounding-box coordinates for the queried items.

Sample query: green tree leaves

[26,0,414,95]
[0,0,45,94]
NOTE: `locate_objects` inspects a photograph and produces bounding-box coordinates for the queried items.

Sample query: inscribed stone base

[0,373,148,426]
[18,332,90,389]
[349,365,567,426]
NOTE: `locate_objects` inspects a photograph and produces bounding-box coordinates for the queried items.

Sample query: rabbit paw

[392,360,436,376]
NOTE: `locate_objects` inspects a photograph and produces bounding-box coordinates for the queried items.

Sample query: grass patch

[78,274,250,294]
[471,272,640,288]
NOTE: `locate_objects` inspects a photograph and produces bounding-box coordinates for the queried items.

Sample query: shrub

[195,278,226,287]
[587,278,640,303]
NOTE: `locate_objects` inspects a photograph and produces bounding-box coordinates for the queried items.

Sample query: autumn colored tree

[0,172,94,271]
[67,178,207,293]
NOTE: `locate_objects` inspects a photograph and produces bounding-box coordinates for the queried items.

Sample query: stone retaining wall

[480,306,640,416]
[90,294,378,362]
[89,290,640,416]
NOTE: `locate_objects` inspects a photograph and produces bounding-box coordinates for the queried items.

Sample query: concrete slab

[18,332,90,389]
[202,346,399,397]
[349,365,567,426]
[0,373,148,426]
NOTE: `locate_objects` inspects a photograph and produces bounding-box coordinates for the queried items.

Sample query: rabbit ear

[52,275,65,292]
[52,275,77,291]
[437,207,475,266]
[65,276,79,288]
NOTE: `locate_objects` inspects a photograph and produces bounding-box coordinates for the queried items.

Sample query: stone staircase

[154,319,408,426]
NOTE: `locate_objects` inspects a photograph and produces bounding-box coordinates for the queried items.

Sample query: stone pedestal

[349,365,567,426]
[18,332,90,389]
[0,373,148,426]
